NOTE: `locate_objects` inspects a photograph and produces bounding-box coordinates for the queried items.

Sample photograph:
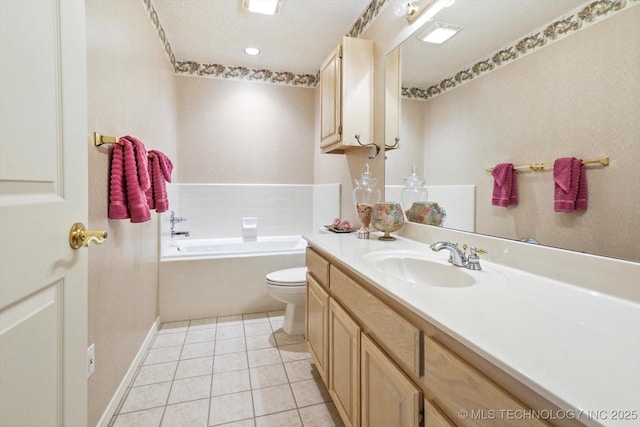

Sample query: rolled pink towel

[108,144,129,219]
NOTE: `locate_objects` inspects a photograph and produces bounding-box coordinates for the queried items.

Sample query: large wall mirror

[385,0,639,261]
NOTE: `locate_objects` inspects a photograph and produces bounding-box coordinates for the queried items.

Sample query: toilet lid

[266,267,307,286]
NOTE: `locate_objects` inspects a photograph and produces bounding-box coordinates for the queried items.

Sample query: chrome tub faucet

[170,211,190,237]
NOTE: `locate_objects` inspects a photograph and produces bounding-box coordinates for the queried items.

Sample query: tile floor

[109,311,344,427]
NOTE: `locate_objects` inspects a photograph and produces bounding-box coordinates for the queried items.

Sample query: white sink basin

[361,250,477,288]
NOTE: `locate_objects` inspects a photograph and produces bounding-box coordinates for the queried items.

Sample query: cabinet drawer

[424,399,454,427]
[331,265,421,376]
[306,247,329,288]
[424,337,547,427]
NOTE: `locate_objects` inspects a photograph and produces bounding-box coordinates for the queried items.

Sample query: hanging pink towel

[108,143,129,219]
[491,163,518,207]
[148,150,173,213]
[554,157,587,212]
[121,136,151,223]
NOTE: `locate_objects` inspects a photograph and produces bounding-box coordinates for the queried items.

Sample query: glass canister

[352,164,381,239]
[401,165,429,213]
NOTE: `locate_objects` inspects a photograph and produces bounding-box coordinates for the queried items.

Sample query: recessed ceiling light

[418,22,462,44]
[244,47,261,56]
[242,0,281,15]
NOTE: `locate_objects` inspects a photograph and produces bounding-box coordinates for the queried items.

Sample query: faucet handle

[466,246,486,270]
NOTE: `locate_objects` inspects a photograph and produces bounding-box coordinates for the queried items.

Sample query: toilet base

[282,303,306,335]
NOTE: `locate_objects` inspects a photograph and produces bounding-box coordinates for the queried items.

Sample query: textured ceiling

[152,0,373,76]
[150,0,618,89]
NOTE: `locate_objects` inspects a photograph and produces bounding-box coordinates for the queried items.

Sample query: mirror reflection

[385,0,639,261]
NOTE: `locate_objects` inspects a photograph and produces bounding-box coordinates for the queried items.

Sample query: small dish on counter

[324,225,356,233]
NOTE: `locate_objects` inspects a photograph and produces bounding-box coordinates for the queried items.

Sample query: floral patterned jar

[372,202,404,241]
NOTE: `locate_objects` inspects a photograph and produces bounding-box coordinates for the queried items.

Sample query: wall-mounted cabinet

[320,36,373,154]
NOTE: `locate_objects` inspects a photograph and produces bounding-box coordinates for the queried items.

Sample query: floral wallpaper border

[143,0,389,87]
[402,0,638,101]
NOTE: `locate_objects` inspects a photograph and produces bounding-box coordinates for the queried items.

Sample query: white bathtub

[163,235,307,259]
[159,235,307,322]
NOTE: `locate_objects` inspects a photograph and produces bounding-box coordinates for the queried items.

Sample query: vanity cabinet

[306,273,329,384]
[329,299,361,427]
[306,246,565,427]
[320,36,373,154]
[361,333,422,427]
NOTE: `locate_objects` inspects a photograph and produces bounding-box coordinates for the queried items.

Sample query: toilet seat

[266,267,307,286]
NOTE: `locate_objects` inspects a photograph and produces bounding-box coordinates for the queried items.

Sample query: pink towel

[121,136,151,223]
[148,150,173,213]
[108,144,129,219]
[492,163,518,207]
[554,157,587,212]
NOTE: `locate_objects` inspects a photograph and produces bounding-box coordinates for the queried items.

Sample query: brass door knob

[69,222,107,249]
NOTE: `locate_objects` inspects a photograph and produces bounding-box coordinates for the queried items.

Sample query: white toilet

[266,267,307,335]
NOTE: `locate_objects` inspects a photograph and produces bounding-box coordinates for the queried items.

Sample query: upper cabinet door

[320,36,373,154]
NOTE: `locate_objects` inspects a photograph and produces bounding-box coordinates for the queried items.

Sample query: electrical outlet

[87,343,95,377]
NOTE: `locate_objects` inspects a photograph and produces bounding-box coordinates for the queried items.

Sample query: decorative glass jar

[352,164,381,239]
[401,165,428,213]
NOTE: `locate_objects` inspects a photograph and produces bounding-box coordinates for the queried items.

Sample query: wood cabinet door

[306,274,329,384]
[329,299,361,427]
[361,334,422,427]
[320,42,341,148]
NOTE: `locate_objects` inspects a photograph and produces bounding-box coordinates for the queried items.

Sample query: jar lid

[403,165,425,188]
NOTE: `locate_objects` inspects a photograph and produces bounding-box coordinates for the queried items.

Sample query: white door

[0,1,88,426]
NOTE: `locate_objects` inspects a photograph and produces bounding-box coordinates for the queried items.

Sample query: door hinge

[338,125,342,135]
[339,45,343,59]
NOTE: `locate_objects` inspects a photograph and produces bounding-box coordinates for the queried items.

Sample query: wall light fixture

[394,0,455,24]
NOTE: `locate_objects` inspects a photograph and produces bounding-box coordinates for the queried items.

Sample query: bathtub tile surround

[162,183,340,240]
[110,312,344,427]
[159,183,339,322]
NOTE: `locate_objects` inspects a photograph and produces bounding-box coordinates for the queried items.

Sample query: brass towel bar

[485,156,610,173]
[94,132,117,146]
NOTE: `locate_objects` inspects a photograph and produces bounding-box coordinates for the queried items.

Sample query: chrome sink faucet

[430,242,485,270]
[170,211,190,237]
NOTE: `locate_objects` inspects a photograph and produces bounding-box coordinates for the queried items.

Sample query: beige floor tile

[251,383,296,417]
[290,377,332,408]
[249,363,288,389]
[215,418,255,427]
[120,382,171,413]
[180,341,214,360]
[298,402,345,427]
[216,324,245,340]
[273,331,305,347]
[133,361,177,386]
[268,318,284,331]
[209,391,254,425]
[213,351,249,373]
[247,347,282,368]
[217,315,244,328]
[159,321,190,335]
[161,398,209,427]
[215,337,247,355]
[211,369,251,396]
[113,407,164,427]
[175,357,213,380]
[267,310,284,318]
[167,375,211,405]
[243,312,270,323]
[189,317,217,330]
[279,343,311,363]
[284,359,319,383]
[255,409,302,427]
[245,333,278,351]
[244,322,273,337]
[152,332,187,349]
[185,328,216,344]
[144,346,182,365]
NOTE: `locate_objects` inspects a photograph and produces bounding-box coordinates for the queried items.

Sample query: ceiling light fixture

[394,0,455,24]
[418,22,462,44]
[244,47,261,56]
[242,0,281,15]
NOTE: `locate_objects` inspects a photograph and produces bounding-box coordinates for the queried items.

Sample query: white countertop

[304,231,640,427]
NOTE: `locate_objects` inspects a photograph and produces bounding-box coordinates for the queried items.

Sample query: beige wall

[176,76,315,184]
[85,0,177,424]
[405,7,639,260]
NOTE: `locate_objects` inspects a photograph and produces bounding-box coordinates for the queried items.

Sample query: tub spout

[172,231,190,237]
